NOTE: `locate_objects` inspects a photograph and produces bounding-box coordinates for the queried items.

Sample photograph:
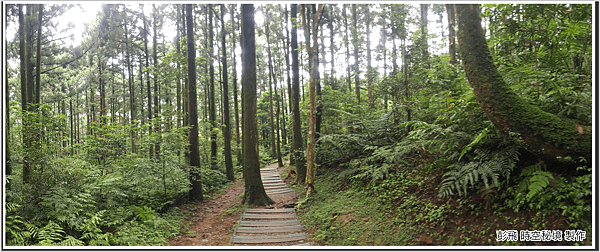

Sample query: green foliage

[79,210,110,245]
[38,187,95,230]
[5,202,27,245]
[439,146,519,197]
[111,207,181,246]
[199,168,228,194]
[498,162,592,230]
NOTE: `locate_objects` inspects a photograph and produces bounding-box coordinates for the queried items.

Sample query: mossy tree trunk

[455,4,591,165]
[241,4,273,206]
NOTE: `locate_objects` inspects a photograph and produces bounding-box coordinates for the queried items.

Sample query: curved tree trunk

[455,4,591,165]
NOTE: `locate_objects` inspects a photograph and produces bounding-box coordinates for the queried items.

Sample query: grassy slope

[292,166,591,246]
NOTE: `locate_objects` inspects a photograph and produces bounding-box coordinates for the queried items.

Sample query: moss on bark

[455,4,591,166]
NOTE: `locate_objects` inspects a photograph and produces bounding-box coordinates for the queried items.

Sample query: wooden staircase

[230,165,310,246]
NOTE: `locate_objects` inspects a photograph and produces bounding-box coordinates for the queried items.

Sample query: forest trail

[229,163,310,246]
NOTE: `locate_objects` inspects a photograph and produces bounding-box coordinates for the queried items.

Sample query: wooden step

[266,191,294,195]
[261,175,280,178]
[245,208,295,213]
[262,181,285,184]
[235,225,303,234]
[264,184,288,189]
[265,188,294,193]
[239,220,300,227]
[232,233,308,244]
[261,178,282,181]
[242,213,296,219]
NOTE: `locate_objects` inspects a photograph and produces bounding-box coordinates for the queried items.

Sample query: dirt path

[168,162,298,246]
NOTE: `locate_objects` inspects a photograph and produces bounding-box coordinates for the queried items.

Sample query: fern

[512,162,553,203]
[5,202,27,246]
[59,235,85,246]
[526,172,553,201]
[34,221,65,246]
[459,124,492,161]
[438,145,520,198]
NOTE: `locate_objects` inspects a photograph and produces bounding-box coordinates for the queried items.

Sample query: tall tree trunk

[446,4,457,64]
[342,5,351,92]
[19,4,30,182]
[124,9,136,153]
[265,9,277,160]
[19,4,26,114]
[138,54,144,127]
[382,5,388,111]
[351,4,360,103]
[291,4,306,184]
[403,38,411,124]
[455,4,591,165]
[221,4,234,181]
[265,14,283,167]
[6,40,10,177]
[315,5,322,142]
[274,40,288,148]
[301,4,323,196]
[181,5,189,159]
[176,6,181,130]
[70,99,73,155]
[329,8,335,89]
[420,4,429,61]
[186,4,204,202]
[142,5,153,158]
[26,5,34,112]
[209,4,218,170]
[231,4,241,165]
[284,5,293,114]
[153,4,160,158]
[241,4,273,206]
[366,5,373,109]
[279,85,287,147]
[35,4,42,106]
[273,81,284,168]
[284,5,294,164]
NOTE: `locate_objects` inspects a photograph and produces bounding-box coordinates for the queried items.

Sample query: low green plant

[498,161,592,231]
[438,145,519,197]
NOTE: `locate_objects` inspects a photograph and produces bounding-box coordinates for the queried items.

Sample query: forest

[3,3,593,247]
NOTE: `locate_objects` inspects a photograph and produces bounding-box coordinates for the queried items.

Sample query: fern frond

[459,124,491,161]
[338,166,360,179]
[526,171,553,201]
[59,236,85,246]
